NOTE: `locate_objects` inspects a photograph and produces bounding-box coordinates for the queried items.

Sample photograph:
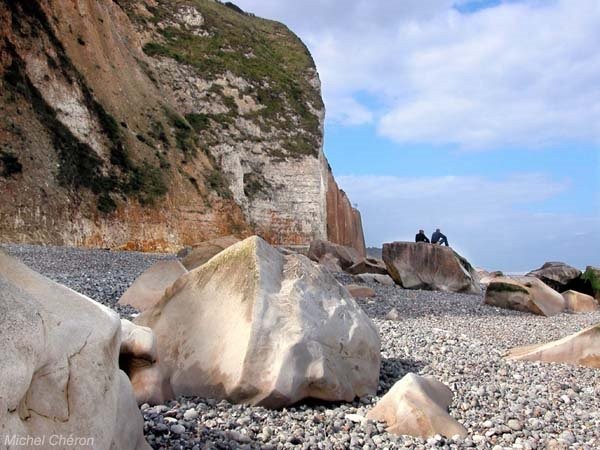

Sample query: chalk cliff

[0,0,364,253]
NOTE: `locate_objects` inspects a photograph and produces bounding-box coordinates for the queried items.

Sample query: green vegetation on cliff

[137,0,322,158]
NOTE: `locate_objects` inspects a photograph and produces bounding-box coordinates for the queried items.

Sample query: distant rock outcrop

[526,262,582,292]
[484,276,566,316]
[367,373,467,438]
[507,323,600,368]
[382,242,481,294]
[0,251,149,450]
[135,237,381,408]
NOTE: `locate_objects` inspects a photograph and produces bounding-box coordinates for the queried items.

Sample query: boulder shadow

[378,357,426,395]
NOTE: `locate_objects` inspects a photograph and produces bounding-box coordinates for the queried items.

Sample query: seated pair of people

[415,228,449,246]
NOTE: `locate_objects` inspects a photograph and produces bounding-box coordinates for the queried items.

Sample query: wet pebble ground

[3,243,600,450]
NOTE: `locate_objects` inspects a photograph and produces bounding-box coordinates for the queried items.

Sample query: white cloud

[337,173,600,271]
[235,0,600,149]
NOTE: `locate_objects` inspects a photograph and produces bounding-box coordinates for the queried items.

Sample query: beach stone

[385,308,401,321]
[118,260,187,312]
[366,373,467,438]
[526,262,582,292]
[135,236,381,407]
[347,258,388,275]
[308,239,363,271]
[507,323,600,368]
[382,242,481,294]
[485,276,566,316]
[180,235,241,270]
[346,284,376,298]
[0,251,149,450]
[356,273,395,286]
[563,290,599,313]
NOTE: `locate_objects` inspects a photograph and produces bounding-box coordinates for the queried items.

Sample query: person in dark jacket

[415,229,430,243]
[431,228,449,246]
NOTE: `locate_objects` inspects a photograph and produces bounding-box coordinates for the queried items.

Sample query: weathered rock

[181,235,241,270]
[484,276,566,316]
[308,239,363,272]
[562,290,599,313]
[366,373,467,438]
[0,251,149,450]
[382,242,481,294]
[526,262,582,292]
[119,319,162,405]
[347,258,388,275]
[319,253,344,273]
[357,273,395,286]
[346,284,376,298]
[326,170,367,256]
[135,236,381,408]
[507,323,600,368]
[476,268,504,285]
[118,260,187,311]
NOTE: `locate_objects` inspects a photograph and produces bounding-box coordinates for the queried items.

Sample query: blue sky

[234,0,600,271]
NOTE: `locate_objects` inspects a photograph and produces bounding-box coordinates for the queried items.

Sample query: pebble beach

[3,243,599,450]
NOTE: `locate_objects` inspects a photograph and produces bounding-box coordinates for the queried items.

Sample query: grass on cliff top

[141,0,322,158]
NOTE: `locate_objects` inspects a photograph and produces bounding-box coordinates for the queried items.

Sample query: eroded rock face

[526,262,582,292]
[180,235,241,270]
[0,0,364,252]
[0,251,149,450]
[382,242,481,294]
[484,276,566,316]
[507,323,600,368]
[308,239,363,272]
[326,170,366,256]
[135,236,381,408]
[118,260,187,311]
[562,290,599,313]
[366,373,467,438]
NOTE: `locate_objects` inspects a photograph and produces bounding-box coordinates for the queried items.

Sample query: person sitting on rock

[431,228,449,246]
[415,229,430,243]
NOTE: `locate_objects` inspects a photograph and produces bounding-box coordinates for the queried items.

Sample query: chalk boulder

[0,251,149,450]
[308,239,363,272]
[181,235,241,270]
[526,262,582,292]
[118,260,187,311]
[135,236,381,408]
[383,242,481,294]
[563,290,598,313]
[484,276,566,316]
[367,373,467,438]
[507,323,600,368]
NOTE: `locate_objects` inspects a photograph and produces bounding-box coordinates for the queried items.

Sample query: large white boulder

[135,236,381,408]
[366,373,467,438]
[507,323,600,368]
[484,276,566,316]
[562,290,599,313]
[0,251,149,450]
[383,242,481,294]
[180,235,241,270]
[118,260,187,311]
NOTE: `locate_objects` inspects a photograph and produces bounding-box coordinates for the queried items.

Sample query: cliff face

[0,0,364,253]
[326,170,366,256]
